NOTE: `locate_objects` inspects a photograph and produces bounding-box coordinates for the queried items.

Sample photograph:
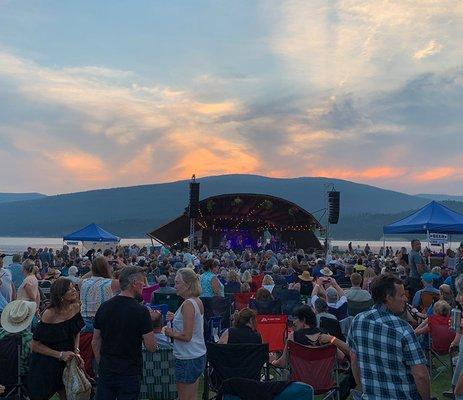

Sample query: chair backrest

[206,342,269,390]
[141,348,177,400]
[142,284,160,303]
[0,334,20,392]
[420,292,440,312]
[251,275,264,292]
[151,292,182,312]
[201,296,233,342]
[328,302,348,320]
[38,280,52,298]
[347,299,373,317]
[249,299,282,315]
[234,292,253,311]
[255,314,288,352]
[273,289,302,316]
[146,273,156,285]
[319,317,345,341]
[428,315,455,355]
[287,340,337,395]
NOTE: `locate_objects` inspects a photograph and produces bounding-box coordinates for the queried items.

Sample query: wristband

[330,336,336,344]
[59,351,63,360]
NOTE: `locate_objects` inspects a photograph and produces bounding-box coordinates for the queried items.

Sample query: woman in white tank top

[164,268,206,400]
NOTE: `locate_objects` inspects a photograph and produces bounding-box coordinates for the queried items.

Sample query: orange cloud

[50,152,110,183]
[312,166,407,181]
[414,167,457,182]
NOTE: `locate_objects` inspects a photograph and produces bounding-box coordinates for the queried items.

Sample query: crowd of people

[1,239,463,399]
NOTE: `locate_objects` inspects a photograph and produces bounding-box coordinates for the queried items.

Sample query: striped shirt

[80,276,114,318]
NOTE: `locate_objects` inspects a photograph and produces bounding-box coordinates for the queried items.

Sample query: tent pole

[426,229,431,267]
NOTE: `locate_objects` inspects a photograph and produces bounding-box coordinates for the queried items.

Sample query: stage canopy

[148,193,323,249]
[383,201,463,235]
[63,223,120,242]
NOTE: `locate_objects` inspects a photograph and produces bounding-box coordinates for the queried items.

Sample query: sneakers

[442,390,455,399]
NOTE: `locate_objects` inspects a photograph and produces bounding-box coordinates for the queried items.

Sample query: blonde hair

[177,268,201,297]
[241,270,252,284]
[262,274,274,285]
[363,267,376,280]
[227,270,240,283]
[22,259,36,275]
[241,282,251,293]
[433,300,451,316]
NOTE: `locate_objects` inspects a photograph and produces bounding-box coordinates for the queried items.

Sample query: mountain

[0,174,431,237]
[417,193,463,202]
[0,193,46,204]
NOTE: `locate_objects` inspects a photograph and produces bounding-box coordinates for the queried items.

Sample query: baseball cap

[422,272,437,283]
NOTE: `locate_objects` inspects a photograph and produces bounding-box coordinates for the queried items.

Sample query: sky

[1,0,463,196]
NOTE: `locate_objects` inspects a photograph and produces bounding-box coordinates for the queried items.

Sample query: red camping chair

[255,315,288,352]
[80,332,95,378]
[428,314,455,380]
[251,275,264,292]
[142,284,160,303]
[287,340,339,400]
[234,292,254,311]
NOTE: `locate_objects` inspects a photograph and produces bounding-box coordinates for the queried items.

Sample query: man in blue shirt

[348,274,430,400]
[411,272,440,307]
[6,254,24,290]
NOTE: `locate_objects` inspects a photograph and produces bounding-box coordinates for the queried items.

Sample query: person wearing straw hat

[294,271,314,296]
[0,300,36,375]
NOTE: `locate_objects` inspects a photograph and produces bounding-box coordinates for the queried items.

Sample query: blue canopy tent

[383,201,463,235]
[63,223,120,243]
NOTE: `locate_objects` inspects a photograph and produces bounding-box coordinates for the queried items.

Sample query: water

[0,237,154,254]
[0,237,458,255]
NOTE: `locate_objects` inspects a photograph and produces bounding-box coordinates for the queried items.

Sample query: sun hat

[320,267,333,277]
[298,271,314,282]
[1,300,37,333]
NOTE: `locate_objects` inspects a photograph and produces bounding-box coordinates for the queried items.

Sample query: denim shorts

[174,354,206,384]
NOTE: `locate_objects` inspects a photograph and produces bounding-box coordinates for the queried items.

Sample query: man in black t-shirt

[92,266,160,400]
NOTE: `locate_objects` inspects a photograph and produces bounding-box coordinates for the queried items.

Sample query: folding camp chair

[273,289,302,316]
[201,296,233,342]
[203,342,269,400]
[319,317,345,342]
[234,292,253,311]
[141,348,177,400]
[151,292,182,312]
[142,284,159,303]
[328,302,348,321]
[38,280,52,299]
[251,275,264,292]
[255,315,288,352]
[220,379,314,400]
[249,299,282,315]
[427,314,455,380]
[0,334,29,400]
[347,299,373,317]
[420,292,440,313]
[287,341,339,400]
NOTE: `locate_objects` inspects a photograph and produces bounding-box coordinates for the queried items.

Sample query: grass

[50,357,454,399]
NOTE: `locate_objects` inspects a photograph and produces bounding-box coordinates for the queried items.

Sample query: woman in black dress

[28,278,84,400]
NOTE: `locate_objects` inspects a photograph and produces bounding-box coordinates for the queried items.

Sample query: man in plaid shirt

[347,274,430,399]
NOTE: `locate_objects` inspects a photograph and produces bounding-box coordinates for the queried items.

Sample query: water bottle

[450,308,462,333]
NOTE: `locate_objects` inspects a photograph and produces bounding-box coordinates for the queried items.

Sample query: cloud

[414,40,443,60]
[264,0,463,92]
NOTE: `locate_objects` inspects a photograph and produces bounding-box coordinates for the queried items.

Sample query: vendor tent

[383,201,463,235]
[63,223,120,242]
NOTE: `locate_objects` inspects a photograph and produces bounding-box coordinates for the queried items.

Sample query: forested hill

[0,174,448,237]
